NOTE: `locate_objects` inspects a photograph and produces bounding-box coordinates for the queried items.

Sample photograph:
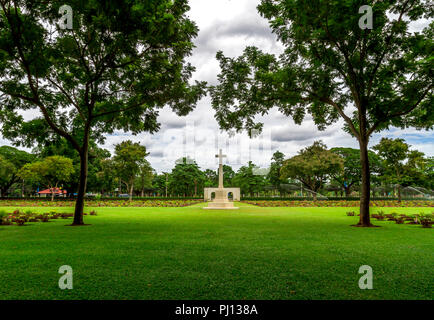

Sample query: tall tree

[0,0,205,224]
[0,155,15,197]
[0,145,32,196]
[95,158,117,196]
[222,164,235,187]
[210,0,433,226]
[112,140,149,201]
[34,138,111,194]
[232,161,266,197]
[135,161,154,197]
[280,141,343,200]
[425,157,434,191]
[266,150,285,195]
[204,169,218,187]
[330,147,381,197]
[17,155,74,201]
[373,138,426,202]
[169,157,204,197]
[204,165,234,187]
[152,173,169,197]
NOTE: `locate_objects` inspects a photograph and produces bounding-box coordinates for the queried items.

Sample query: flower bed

[242,200,434,207]
[0,199,204,208]
[0,209,76,226]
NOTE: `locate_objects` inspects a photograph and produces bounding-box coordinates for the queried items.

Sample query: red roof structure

[38,188,67,195]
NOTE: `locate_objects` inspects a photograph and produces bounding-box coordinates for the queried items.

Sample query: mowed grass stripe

[0,205,432,300]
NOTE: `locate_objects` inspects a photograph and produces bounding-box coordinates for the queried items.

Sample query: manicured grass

[0,203,432,300]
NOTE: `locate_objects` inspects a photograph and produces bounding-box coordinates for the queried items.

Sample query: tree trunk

[194,180,197,197]
[73,143,89,225]
[357,138,373,227]
[129,184,134,201]
[312,192,317,201]
[344,186,351,198]
[141,189,144,197]
[51,188,55,201]
[397,185,402,203]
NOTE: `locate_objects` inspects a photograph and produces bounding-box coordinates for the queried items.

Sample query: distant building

[37,188,67,197]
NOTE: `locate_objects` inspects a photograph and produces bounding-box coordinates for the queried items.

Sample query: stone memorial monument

[204,149,239,210]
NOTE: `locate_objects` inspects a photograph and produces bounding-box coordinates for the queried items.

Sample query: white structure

[204,149,239,210]
[204,188,240,201]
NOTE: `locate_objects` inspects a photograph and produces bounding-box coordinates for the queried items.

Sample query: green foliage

[0,155,16,193]
[134,161,154,196]
[374,138,429,201]
[112,140,149,200]
[0,0,206,219]
[0,146,33,195]
[210,0,433,223]
[0,206,432,299]
[34,138,111,194]
[169,157,205,197]
[419,213,433,228]
[152,173,169,197]
[0,209,7,224]
[17,155,74,200]
[330,147,382,197]
[280,141,343,199]
[211,0,433,135]
[232,161,266,196]
[203,169,218,187]
[266,150,285,191]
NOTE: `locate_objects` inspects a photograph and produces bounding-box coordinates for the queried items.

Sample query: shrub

[375,211,385,220]
[40,214,50,222]
[15,216,26,226]
[0,210,8,225]
[388,212,399,221]
[419,213,433,228]
[395,216,405,224]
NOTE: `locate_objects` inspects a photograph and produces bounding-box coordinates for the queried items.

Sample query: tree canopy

[280,141,343,200]
[17,155,74,200]
[210,0,433,226]
[0,145,32,196]
[232,161,266,197]
[0,0,206,224]
[330,147,381,197]
[112,140,149,201]
[169,157,204,197]
[373,137,427,201]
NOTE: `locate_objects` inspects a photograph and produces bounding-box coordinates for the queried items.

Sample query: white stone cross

[215,149,227,165]
[215,149,226,188]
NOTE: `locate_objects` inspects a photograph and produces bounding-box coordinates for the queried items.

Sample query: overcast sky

[1,0,432,173]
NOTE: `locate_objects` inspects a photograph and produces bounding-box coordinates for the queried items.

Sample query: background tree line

[1,137,432,201]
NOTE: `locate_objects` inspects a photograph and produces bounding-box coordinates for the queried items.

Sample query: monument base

[203,204,239,210]
[203,188,239,210]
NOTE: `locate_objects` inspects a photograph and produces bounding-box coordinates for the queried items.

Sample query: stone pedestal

[204,189,238,210]
[204,149,239,210]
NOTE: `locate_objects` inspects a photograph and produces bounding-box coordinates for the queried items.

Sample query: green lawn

[0,203,432,300]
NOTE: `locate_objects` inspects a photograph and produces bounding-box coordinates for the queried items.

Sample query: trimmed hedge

[241,196,433,201]
[0,196,203,201]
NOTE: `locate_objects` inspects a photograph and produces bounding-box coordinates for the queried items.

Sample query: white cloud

[1,0,432,173]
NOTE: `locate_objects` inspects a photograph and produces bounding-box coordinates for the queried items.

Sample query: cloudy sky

[1,0,432,173]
